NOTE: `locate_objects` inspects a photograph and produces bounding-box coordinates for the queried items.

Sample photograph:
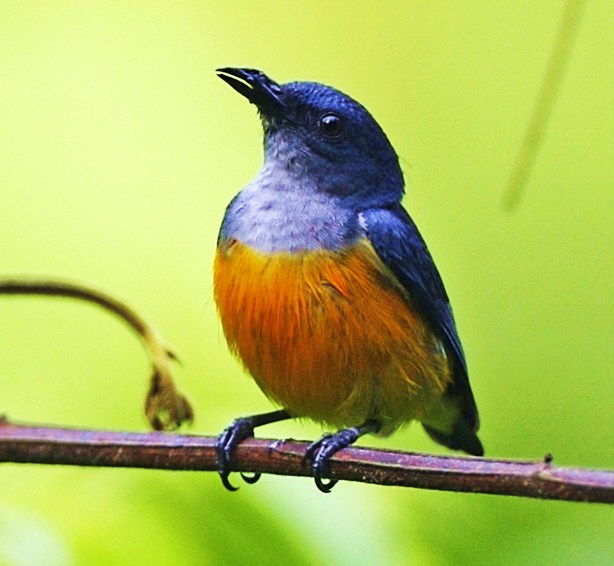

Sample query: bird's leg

[305,420,381,493]
[216,409,292,491]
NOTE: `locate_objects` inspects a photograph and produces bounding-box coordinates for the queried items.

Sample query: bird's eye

[318,113,344,140]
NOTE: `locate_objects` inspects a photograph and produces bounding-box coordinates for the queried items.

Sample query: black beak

[217,68,286,116]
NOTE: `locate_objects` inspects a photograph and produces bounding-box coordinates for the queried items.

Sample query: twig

[0,418,611,503]
[0,276,192,430]
[502,0,586,210]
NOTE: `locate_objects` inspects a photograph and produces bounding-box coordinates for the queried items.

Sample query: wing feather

[362,205,483,455]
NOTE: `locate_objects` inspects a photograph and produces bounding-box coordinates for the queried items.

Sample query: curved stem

[0,276,192,430]
[503,0,586,210]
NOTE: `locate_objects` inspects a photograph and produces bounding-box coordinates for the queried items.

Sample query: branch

[1,418,612,503]
[0,276,192,431]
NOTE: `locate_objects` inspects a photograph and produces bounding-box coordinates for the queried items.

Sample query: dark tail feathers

[423,420,484,457]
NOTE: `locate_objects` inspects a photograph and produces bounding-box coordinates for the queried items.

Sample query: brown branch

[0,418,612,503]
[0,276,193,430]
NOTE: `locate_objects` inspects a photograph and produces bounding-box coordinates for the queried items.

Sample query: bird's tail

[422,418,483,457]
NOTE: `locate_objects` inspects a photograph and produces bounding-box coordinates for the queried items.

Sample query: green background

[1,1,612,564]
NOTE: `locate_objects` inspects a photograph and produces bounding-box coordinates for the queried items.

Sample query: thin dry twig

[1,418,612,503]
[0,276,192,430]
[502,0,586,209]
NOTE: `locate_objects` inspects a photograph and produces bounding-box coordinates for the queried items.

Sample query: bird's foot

[216,418,261,491]
[305,420,380,493]
[216,409,292,491]
[304,427,362,493]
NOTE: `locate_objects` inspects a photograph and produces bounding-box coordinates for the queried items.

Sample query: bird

[213,67,483,492]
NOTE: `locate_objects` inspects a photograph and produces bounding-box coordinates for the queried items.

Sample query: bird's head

[217,68,405,208]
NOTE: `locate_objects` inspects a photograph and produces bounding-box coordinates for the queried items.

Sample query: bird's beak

[217,67,287,116]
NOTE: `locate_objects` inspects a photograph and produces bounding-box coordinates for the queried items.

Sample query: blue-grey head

[217,68,404,209]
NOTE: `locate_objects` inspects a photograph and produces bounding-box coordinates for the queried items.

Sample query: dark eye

[318,113,344,140]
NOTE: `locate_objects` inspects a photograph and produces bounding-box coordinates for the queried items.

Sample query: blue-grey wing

[362,205,483,455]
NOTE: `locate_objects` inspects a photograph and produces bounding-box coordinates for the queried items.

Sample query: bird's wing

[361,205,482,455]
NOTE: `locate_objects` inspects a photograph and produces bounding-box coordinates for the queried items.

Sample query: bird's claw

[240,472,262,484]
[216,418,261,491]
[305,428,362,493]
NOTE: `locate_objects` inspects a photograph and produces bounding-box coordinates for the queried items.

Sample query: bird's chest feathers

[219,168,360,253]
[213,239,451,429]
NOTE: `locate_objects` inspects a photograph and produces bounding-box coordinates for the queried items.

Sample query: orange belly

[213,238,453,434]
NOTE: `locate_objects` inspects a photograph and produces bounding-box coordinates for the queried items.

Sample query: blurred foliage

[1,1,612,565]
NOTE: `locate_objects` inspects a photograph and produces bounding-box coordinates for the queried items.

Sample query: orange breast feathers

[213,237,454,435]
